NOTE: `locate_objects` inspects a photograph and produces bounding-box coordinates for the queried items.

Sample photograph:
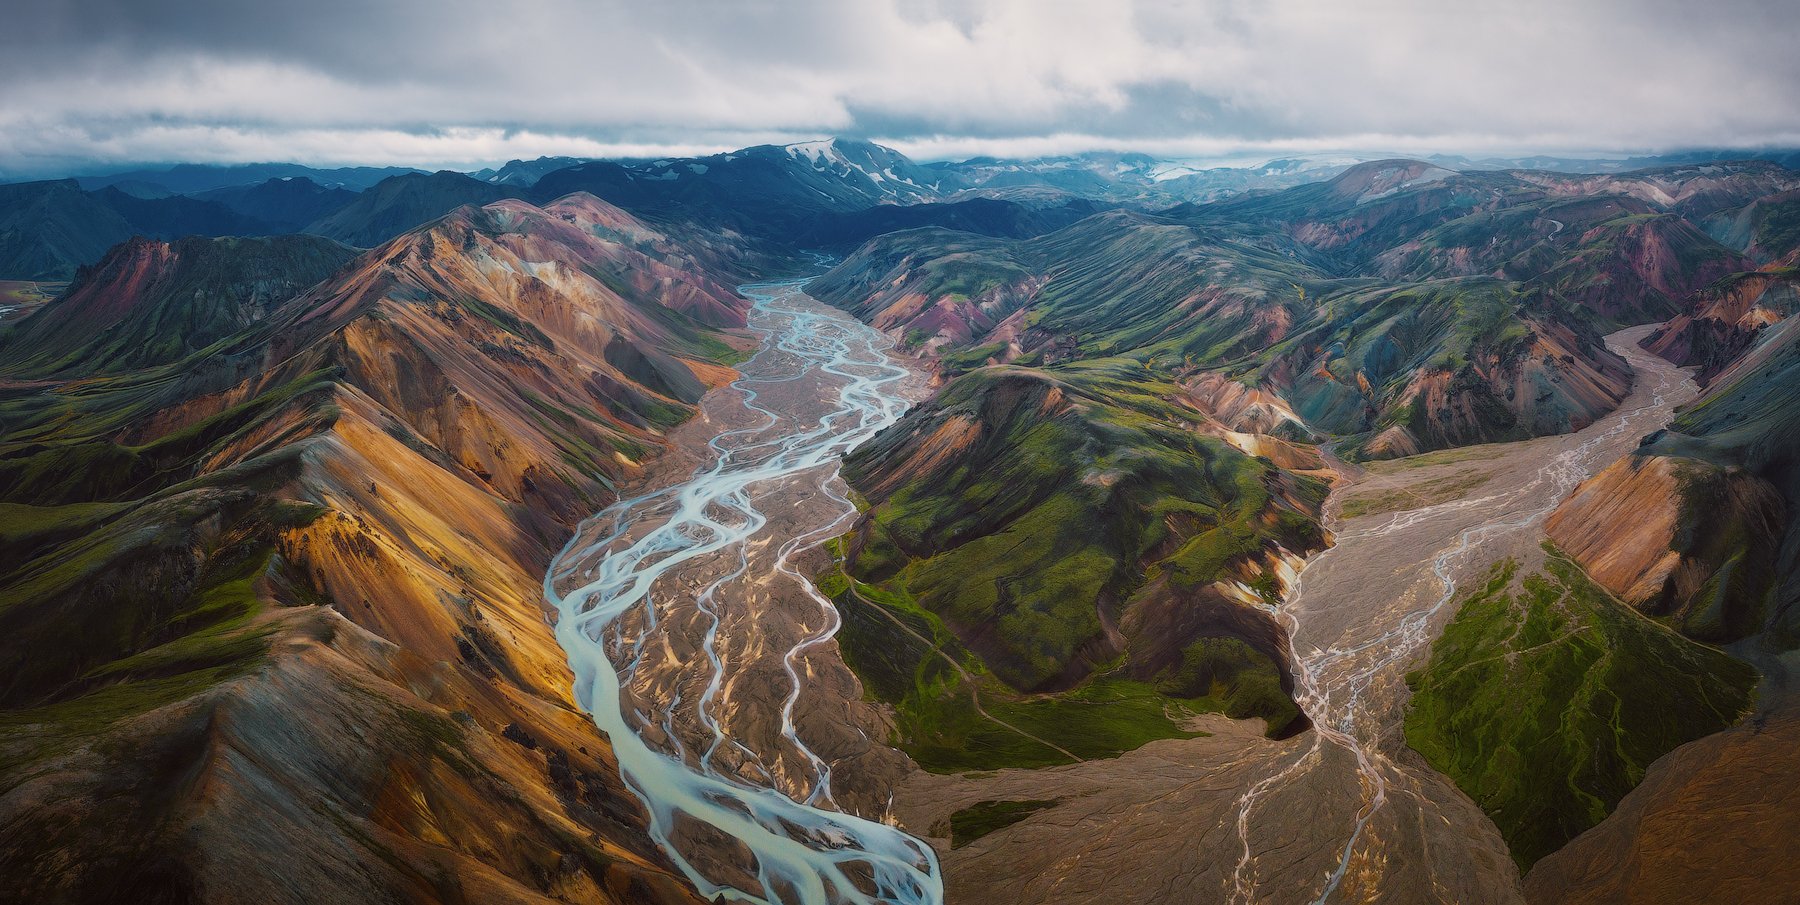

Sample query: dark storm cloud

[3,0,1798,173]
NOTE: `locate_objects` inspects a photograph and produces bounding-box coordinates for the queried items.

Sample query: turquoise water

[546,278,941,905]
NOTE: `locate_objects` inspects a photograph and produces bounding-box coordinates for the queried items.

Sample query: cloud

[3,0,1797,174]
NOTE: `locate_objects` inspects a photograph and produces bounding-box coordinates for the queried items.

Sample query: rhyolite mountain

[0,233,357,374]
[0,192,751,904]
[1552,295,1800,645]
[800,155,1800,831]
[836,360,1325,743]
[814,159,1793,456]
[1491,276,1800,902]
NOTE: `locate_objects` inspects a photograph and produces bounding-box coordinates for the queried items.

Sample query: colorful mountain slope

[0,234,357,375]
[837,359,1322,751]
[1404,553,1757,868]
[811,206,1634,457]
[1550,314,1800,644]
[0,194,750,905]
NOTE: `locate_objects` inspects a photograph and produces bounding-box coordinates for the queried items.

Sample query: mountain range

[9,140,1798,282]
[4,136,1800,905]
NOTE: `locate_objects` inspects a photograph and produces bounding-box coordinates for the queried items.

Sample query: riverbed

[546,278,938,905]
[888,326,1698,905]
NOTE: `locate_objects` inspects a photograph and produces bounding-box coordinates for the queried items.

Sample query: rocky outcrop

[1551,312,1800,644]
[1550,453,1787,642]
[1643,270,1800,384]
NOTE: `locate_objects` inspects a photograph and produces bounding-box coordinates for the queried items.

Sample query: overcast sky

[4,0,1798,175]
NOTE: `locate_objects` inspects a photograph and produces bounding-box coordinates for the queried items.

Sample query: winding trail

[840,579,1084,766]
[545,278,941,905]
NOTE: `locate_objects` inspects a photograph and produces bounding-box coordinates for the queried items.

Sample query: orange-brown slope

[0,195,752,905]
[1643,269,1800,384]
[1549,312,1800,644]
[1523,705,1800,905]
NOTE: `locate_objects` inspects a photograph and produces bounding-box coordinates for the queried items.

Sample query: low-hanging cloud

[4,0,1798,174]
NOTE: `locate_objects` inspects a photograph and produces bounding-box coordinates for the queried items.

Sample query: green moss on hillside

[848,365,1321,693]
[1404,550,1758,868]
[825,563,1237,773]
[950,799,1059,849]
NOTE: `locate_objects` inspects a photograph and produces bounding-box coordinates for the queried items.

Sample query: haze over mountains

[4,123,1800,905]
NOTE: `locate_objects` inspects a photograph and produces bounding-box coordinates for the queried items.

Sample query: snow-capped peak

[780,138,939,199]
[785,138,842,167]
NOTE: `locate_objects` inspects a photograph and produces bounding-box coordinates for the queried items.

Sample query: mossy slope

[1405,552,1757,868]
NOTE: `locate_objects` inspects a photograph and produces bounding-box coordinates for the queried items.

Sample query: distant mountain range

[71,162,425,193]
[7,139,1798,281]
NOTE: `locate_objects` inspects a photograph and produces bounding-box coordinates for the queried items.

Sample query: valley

[546,278,939,904]
[4,136,1797,905]
[876,326,1740,905]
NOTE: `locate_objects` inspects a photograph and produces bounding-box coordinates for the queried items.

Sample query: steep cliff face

[1547,454,1785,641]
[0,194,751,904]
[1643,270,1800,384]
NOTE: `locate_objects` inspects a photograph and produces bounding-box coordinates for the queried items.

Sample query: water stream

[544,278,942,905]
[1229,325,1693,904]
